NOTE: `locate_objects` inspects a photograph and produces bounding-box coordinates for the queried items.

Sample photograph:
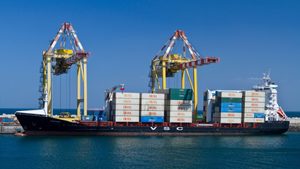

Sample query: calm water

[0,133,300,169]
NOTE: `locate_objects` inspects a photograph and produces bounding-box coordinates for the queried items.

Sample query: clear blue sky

[0,0,299,111]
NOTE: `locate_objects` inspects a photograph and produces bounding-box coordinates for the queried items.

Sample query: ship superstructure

[253,73,287,121]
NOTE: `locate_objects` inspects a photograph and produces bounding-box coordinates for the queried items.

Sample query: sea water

[0,133,300,169]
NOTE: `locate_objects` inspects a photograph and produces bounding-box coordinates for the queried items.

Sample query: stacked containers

[213,91,243,124]
[140,93,165,123]
[243,91,265,123]
[166,89,193,123]
[112,92,140,122]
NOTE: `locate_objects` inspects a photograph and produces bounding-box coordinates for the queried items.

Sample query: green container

[220,97,242,103]
[169,88,193,100]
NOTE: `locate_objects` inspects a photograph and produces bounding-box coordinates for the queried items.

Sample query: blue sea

[1,108,300,169]
[0,133,300,169]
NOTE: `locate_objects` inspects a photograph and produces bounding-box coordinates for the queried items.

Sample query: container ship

[15,22,289,136]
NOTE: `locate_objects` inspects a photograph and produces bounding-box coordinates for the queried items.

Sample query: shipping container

[168,95,193,100]
[81,115,95,121]
[243,112,255,118]
[1,117,14,123]
[220,103,242,108]
[169,88,193,100]
[166,105,193,111]
[114,116,139,122]
[141,105,164,111]
[141,111,164,116]
[219,97,242,103]
[215,117,241,124]
[141,93,165,100]
[114,92,140,99]
[113,104,140,111]
[243,107,265,113]
[141,116,164,123]
[243,118,264,123]
[112,110,140,116]
[216,107,242,113]
[113,98,140,105]
[216,91,242,98]
[141,99,165,105]
[244,102,265,108]
[169,88,193,94]
[213,113,242,118]
[243,91,265,97]
[168,100,193,106]
[166,111,192,117]
[243,97,265,103]
[254,113,265,118]
[167,116,193,123]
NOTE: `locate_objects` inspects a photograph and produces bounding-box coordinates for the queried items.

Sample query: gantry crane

[150,30,219,120]
[40,22,89,119]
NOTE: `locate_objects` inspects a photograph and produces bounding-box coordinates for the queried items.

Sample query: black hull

[15,113,290,136]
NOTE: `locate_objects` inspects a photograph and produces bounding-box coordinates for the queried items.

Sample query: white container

[243,97,265,103]
[115,116,139,122]
[166,105,193,111]
[113,98,140,105]
[244,102,265,108]
[243,118,265,123]
[243,112,255,118]
[218,92,242,98]
[167,116,192,123]
[141,111,164,116]
[113,104,140,111]
[243,91,265,97]
[141,99,165,105]
[243,107,265,113]
[219,117,241,124]
[168,100,193,106]
[141,105,164,111]
[167,111,192,117]
[141,93,165,100]
[213,113,242,118]
[114,92,140,99]
[113,110,140,116]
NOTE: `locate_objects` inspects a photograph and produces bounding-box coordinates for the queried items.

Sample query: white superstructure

[253,73,287,121]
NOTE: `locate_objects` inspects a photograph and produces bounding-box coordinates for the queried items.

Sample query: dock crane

[149,30,219,121]
[40,22,89,120]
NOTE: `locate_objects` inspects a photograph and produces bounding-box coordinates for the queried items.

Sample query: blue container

[82,115,95,121]
[141,116,164,123]
[254,113,265,118]
[220,107,242,113]
[220,103,242,108]
[2,118,14,123]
